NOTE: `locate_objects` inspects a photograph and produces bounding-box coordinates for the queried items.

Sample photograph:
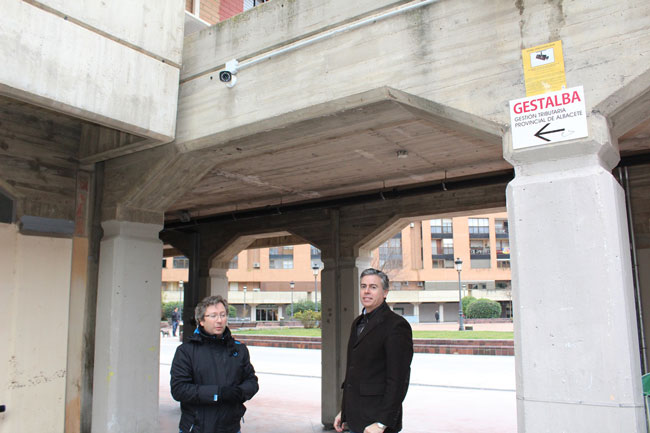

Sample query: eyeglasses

[204,313,228,320]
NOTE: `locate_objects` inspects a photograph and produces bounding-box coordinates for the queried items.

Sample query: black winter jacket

[171,327,259,433]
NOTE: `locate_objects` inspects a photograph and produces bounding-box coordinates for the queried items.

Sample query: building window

[379,233,402,269]
[496,240,510,257]
[432,258,454,269]
[497,260,511,269]
[269,246,294,269]
[173,256,189,269]
[244,0,268,11]
[162,258,167,268]
[442,238,454,255]
[310,245,323,268]
[432,239,453,254]
[229,254,239,269]
[470,239,491,269]
[495,219,509,236]
[430,218,453,235]
[468,218,490,235]
[470,239,491,256]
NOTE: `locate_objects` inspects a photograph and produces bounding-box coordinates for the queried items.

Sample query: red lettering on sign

[513,90,582,114]
[571,90,581,103]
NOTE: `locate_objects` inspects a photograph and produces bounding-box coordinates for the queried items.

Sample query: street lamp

[243,285,247,319]
[454,258,465,331]
[312,265,319,312]
[290,281,295,318]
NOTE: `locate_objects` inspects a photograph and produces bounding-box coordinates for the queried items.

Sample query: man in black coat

[334,268,414,433]
[171,295,258,433]
[171,306,181,337]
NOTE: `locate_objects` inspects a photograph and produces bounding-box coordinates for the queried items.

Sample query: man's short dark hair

[195,295,229,323]
[360,268,389,290]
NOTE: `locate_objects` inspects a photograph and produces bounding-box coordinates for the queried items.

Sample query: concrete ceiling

[167,97,510,219]
[2,93,650,223]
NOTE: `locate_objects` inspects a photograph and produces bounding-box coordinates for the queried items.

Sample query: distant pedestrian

[171,307,180,337]
[435,311,439,323]
[334,268,413,433]
[171,295,259,433]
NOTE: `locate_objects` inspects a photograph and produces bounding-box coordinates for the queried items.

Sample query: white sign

[509,86,588,150]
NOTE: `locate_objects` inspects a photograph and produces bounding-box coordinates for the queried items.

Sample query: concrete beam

[101,144,215,224]
[1,0,182,141]
[177,0,650,153]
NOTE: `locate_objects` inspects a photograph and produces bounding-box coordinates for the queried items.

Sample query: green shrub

[466,298,502,319]
[285,300,321,318]
[228,304,237,318]
[294,310,321,328]
[162,301,183,321]
[462,296,477,316]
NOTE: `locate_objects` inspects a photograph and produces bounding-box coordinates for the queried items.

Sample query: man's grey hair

[360,268,390,290]
[195,295,229,323]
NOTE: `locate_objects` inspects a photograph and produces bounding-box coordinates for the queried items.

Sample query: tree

[286,299,321,318]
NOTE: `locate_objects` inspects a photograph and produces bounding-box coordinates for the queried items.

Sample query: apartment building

[162,211,512,322]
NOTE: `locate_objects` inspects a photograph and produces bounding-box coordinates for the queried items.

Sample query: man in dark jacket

[334,268,414,433]
[171,306,180,337]
[171,295,258,433]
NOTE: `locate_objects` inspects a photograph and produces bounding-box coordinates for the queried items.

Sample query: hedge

[466,298,502,319]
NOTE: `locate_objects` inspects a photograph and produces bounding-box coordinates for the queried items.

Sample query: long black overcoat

[341,302,414,433]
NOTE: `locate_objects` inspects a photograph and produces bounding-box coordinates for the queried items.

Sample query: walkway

[159,334,516,433]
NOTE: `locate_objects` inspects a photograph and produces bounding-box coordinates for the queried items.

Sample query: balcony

[470,248,491,260]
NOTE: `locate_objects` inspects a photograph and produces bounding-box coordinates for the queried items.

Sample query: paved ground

[159,330,516,433]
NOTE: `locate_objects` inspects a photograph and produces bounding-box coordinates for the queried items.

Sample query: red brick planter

[232,334,514,356]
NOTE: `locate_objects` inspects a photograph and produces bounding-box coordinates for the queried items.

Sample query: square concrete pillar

[321,255,365,427]
[91,221,163,433]
[209,267,229,299]
[504,116,645,432]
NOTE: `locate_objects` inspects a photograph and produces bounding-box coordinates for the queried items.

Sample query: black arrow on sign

[534,123,565,142]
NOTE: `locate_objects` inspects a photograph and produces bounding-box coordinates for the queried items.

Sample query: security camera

[219,70,232,82]
[219,59,239,88]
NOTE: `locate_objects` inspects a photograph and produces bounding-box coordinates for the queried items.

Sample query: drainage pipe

[234,0,440,73]
[619,166,647,373]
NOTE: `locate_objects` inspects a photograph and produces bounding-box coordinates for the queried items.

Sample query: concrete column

[249,304,257,321]
[413,302,420,323]
[278,304,284,319]
[505,116,645,432]
[438,304,444,322]
[321,255,362,427]
[209,266,229,298]
[91,220,163,433]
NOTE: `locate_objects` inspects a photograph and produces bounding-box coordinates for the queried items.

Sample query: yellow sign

[522,40,566,96]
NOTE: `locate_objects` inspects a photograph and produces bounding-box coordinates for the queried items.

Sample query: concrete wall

[0,223,72,433]
[0,0,184,140]
[177,0,650,149]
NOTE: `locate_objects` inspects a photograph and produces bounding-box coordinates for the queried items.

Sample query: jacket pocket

[359,383,385,396]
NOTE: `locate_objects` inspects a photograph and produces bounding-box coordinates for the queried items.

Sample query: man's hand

[334,411,345,432]
[219,386,243,402]
[363,422,387,433]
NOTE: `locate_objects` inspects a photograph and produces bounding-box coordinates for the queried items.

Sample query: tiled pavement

[158,327,516,433]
